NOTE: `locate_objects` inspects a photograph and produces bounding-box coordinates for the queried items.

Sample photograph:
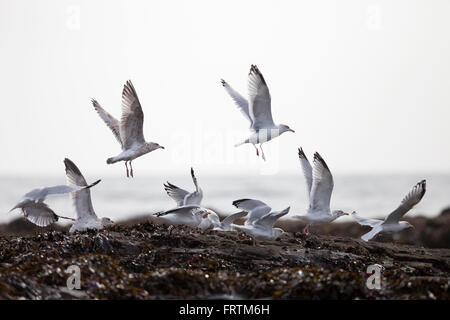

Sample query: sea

[1,173,449,225]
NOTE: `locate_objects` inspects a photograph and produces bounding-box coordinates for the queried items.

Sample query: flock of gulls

[8,65,426,243]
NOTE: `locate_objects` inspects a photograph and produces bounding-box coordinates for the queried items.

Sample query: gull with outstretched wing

[292,148,349,234]
[221,65,295,160]
[64,158,113,233]
[351,180,426,241]
[9,179,98,227]
[92,80,164,178]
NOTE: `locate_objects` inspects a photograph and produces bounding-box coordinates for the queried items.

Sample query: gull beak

[160,146,165,149]
[289,129,295,133]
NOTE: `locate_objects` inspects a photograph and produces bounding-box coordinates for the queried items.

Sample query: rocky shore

[0,217,448,299]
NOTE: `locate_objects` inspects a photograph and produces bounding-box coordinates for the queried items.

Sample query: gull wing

[23,202,59,227]
[351,212,381,227]
[309,152,334,213]
[383,180,426,224]
[164,182,190,207]
[255,207,290,229]
[183,168,203,206]
[119,80,146,149]
[64,158,99,220]
[361,225,383,242]
[207,212,222,228]
[221,79,252,128]
[247,65,275,131]
[220,211,248,230]
[298,147,313,204]
[232,198,272,225]
[154,205,200,217]
[92,99,122,147]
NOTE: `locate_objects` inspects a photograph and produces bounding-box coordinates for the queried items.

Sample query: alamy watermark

[366,264,383,290]
[66,265,81,290]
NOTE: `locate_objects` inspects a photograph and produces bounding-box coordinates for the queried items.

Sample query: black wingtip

[418,179,426,198]
[313,152,329,170]
[221,79,227,86]
[298,147,307,160]
[64,158,83,176]
[87,179,101,189]
[232,199,250,208]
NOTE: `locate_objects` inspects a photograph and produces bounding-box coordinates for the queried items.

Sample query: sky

[0,0,449,177]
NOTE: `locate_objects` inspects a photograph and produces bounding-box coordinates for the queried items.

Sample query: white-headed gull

[221,65,294,161]
[9,181,99,227]
[292,148,349,234]
[92,80,164,178]
[164,168,203,207]
[64,158,114,233]
[230,199,290,244]
[208,211,248,232]
[351,180,426,242]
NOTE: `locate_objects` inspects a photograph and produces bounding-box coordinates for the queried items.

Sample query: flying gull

[64,158,114,233]
[292,148,349,234]
[92,80,164,178]
[9,181,99,227]
[221,65,295,160]
[230,199,290,244]
[351,180,426,242]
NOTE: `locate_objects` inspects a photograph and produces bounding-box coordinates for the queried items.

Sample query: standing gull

[9,182,99,227]
[351,180,426,242]
[221,65,295,160]
[92,80,164,178]
[292,148,349,234]
[64,158,114,233]
[231,199,290,244]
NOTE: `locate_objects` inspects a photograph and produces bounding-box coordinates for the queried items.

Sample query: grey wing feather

[164,182,190,207]
[221,79,252,127]
[220,211,248,229]
[92,99,122,147]
[247,65,275,130]
[351,212,381,227]
[309,152,334,213]
[255,207,290,229]
[232,198,272,225]
[298,148,313,203]
[64,158,98,220]
[120,80,146,149]
[155,205,200,217]
[383,180,426,224]
[23,203,59,227]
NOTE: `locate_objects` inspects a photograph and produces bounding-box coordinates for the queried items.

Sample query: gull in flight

[64,158,114,233]
[163,168,203,207]
[292,148,349,234]
[351,180,426,242]
[208,211,248,232]
[230,199,290,244]
[92,80,164,178]
[9,180,99,227]
[221,65,295,160]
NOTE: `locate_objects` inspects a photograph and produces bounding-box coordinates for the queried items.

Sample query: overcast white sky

[0,0,449,177]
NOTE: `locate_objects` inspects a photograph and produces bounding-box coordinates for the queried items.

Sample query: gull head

[399,221,414,229]
[145,142,165,152]
[332,210,349,218]
[101,217,114,227]
[278,124,295,134]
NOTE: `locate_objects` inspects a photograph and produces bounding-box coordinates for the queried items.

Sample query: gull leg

[260,144,266,161]
[125,161,129,178]
[130,161,134,178]
[253,144,259,157]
